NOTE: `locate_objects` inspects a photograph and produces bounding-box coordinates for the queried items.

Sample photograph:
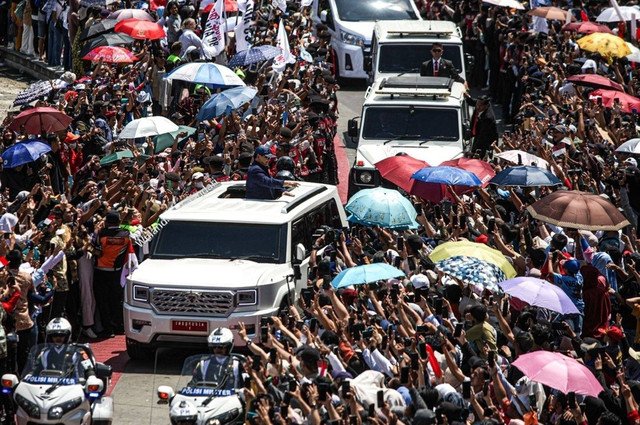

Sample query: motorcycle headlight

[340,30,364,47]
[213,408,240,424]
[48,396,83,420]
[15,393,40,418]
[358,171,373,184]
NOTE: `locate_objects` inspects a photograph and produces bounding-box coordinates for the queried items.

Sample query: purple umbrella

[497,277,579,315]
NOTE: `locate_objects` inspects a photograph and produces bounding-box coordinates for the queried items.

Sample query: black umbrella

[80,19,117,41]
[80,33,135,57]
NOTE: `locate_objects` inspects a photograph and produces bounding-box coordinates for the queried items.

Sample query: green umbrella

[100,149,134,165]
[152,125,196,153]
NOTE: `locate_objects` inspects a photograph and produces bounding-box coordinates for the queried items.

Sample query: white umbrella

[496,150,549,168]
[119,116,179,139]
[626,42,640,62]
[483,0,525,10]
[596,6,639,22]
[615,138,640,154]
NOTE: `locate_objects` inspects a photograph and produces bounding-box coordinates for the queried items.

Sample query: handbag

[14,0,25,19]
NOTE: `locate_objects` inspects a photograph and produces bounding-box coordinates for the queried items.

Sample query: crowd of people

[0,0,638,424]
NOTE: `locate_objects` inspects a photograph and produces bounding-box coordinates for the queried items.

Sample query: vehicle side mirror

[320,10,327,23]
[348,119,358,138]
[157,385,175,404]
[364,57,372,73]
[295,243,306,262]
[1,374,18,391]
[85,375,104,397]
[94,362,112,380]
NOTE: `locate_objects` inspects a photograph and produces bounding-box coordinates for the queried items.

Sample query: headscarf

[591,252,618,292]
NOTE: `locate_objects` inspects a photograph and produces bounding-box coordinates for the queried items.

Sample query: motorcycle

[157,353,245,425]
[2,343,114,425]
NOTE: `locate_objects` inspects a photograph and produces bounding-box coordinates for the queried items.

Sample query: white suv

[124,181,347,359]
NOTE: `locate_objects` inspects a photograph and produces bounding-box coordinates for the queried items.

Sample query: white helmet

[46,317,72,343]
[207,328,233,354]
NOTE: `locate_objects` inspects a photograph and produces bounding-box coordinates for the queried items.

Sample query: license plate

[172,320,208,332]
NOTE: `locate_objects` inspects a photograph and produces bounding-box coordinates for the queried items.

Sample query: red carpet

[83,335,128,396]
[334,134,350,205]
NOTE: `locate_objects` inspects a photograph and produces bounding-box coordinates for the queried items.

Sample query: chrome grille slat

[150,289,234,316]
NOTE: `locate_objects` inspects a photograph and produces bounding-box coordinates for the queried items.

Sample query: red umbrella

[109,9,154,22]
[568,74,624,91]
[375,155,429,193]
[8,107,72,134]
[82,46,138,63]
[561,21,612,34]
[114,19,166,40]
[590,89,640,113]
[440,158,495,187]
[203,0,238,12]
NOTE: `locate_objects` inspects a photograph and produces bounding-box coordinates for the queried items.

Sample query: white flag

[273,19,296,73]
[272,0,286,12]
[202,0,226,59]
[235,0,255,52]
[301,0,313,6]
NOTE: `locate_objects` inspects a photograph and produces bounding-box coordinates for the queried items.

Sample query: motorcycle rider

[32,318,94,377]
[190,328,242,390]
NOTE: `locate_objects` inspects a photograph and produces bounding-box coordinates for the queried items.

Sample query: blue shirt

[554,272,585,312]
[245,162,285,200]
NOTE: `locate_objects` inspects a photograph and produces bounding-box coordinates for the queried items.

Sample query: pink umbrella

[512,351,604,397]
[590,89,640,113]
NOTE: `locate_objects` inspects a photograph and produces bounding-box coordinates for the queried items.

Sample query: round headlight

[359,171,372,184]
[49,406,63,419]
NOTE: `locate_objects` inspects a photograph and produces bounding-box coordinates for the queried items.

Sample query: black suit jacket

[470,108,498,152]
[420,58,465,83]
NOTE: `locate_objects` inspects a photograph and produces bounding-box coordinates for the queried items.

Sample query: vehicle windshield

[361,107,460,141]
[20,344,91,385]
[152,221,286,263]
[378,44,463,75]
[177,354,241,396]
[334,0,417,21]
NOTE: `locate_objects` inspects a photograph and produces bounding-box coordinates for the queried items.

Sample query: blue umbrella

[196,87,258,121]
[229,45,283,67]
[411,166,482,186]
[490,166,562,187]
[347,215,418,229]
[164,63,246,88]
[345,187,418,229]
[332,263,405,289]
[435,255,505,295]
[2,140,51,168]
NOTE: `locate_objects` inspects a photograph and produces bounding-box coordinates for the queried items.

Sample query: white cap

[410,273,430,289]
[581,59,597,73]
[625,157,638,167]
[192,172,204,180]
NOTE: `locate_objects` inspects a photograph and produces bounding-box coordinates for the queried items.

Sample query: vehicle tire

[126,338,155,360]
[92,420,111,425]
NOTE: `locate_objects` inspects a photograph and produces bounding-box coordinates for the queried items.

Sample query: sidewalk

[0,46,64,80]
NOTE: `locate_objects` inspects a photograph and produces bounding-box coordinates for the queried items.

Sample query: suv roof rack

[376,76,453,97]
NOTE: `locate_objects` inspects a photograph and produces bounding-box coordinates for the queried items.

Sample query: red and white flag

[273,19,295,73]
[202,0,226,59]
[121,241,139,288]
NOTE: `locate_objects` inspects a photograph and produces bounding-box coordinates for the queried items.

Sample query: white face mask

[195,181,204,189]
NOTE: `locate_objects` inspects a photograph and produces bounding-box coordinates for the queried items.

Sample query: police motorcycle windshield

[21,343,90,385]
[178,354,237,397]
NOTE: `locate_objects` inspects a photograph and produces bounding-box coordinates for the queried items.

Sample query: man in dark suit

[420,43,465,84]
[467,95,498,158]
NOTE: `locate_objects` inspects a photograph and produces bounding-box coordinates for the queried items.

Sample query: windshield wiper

[45,357,78,395]
[419,136,458,145]
[383,135,421,145]
[396,68,420,77]
[229,255,273,262]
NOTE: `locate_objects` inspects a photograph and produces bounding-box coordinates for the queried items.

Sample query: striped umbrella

[13,79,67,107]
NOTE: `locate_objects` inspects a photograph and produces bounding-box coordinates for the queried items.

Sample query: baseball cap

[625,157,638,167]
[192,172,204,180]
[254,145,274,158]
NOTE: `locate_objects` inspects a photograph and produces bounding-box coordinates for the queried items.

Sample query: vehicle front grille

[150,289,234,316]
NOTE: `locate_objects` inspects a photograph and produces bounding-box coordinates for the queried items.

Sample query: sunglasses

[432,49,442,53]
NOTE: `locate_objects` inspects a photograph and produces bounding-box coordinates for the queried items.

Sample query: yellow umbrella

[577,32,631,58]
[429,240,517,279]
[528,7,574,21]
